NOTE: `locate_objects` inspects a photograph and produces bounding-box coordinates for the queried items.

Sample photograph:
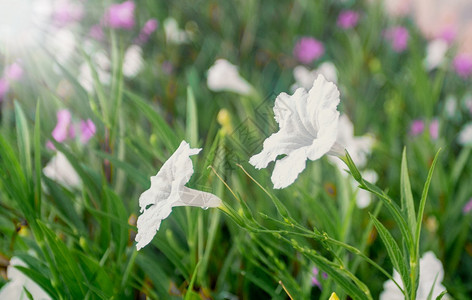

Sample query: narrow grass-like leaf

[14,101,32,182]
[186,86,198,147]
[370,214,410,298]
[124,90,180,150]
[33,101,42,215]
[184,261,201,300]
[415,149,441,253]
[401,148,416,238]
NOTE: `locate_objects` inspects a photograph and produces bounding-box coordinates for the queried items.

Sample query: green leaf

[370,214,410,298]
[124,90,180,150]
[14,265,58,299]
[415,149,441,255]
[186,86,198,147]
[400,148,416,239]
[14,101,32,182]
[33,101,42,215]
[184,261,201,300]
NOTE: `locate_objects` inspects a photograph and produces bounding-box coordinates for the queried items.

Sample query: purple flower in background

[439,27,456,44]
[53,0,84,26]
[80,119,96,144]
[453,53,472,78]
[89,25,104,41]
[161,61,174,75]
[311,267,322,289]
[464,198,472,214]
[0,78,9,101]
[52,109,72,143]
[337,10,359,29]
[104,1,135,30]
[4,62,23,81]
[293,37,324,64]
[385,27,409,53]
[429,119,439,140]
[410,120,425,136]
[136,19,158,43]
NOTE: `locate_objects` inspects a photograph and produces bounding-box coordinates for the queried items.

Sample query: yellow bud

[329,292,340,300]
[217,109,233,134]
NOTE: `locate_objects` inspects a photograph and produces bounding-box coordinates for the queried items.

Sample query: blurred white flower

[445,96,457,117]
[136,141,222,250]
[424,39,448,70]
[329,115,375,172]
[249,75,341,189]
[49,27,76,65]
[354,170,378,208]
[78,51,111,93]
[0,257,51,300]
[43,151,81,189]
[207,59,252,95]
[458,123,472,146]
[122,45,143,78]
[380,251,448,300]
[164,18,190,44]
[291,62,337,91]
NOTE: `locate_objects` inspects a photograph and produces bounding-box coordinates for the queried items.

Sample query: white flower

[354,170,378,208]
[380,251,448,300]
[458,123,472,146]
[43,151,81,189]
[291,62,337,91]
[328,114,374,172]
[445,96,457,117]
[424,39,448,70]
[0,257,51,300]
[163,18,191,44]
[122,45,143,78]
[136,141,222,250]
[49,28,76,65]
[207,59,253,95]
[249,75,341,189]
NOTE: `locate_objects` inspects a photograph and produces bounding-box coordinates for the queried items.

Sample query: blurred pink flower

[161,61,174,75]
[383,0,411,17]
[136,19,158,43]
[4,63,23,81]
[464,198,472,214]
[89,25,104,41]
[104,1,135,30]
[52,109,72,143]
[429,119,439,140]
[453,53,472,78]
[80,119,96,144]
[410,119,425,136]
[0,78,9,101]
[337,10,359,29]
[53,0,84,26]
[293,37,324,64]
[385,26,409,52]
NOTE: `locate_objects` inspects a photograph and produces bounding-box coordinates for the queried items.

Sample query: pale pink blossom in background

[52,109,72,143]
[80,119,96,144]
[453,53,472,78]
[293,37,325,64]
[4,62,23,81]
[429,119,439,140]
[382,0,411,17]
[53,0,84,26]
[463,198,472,214]
[385,26,409,52]
[412,0,472,54]
[136,19,158,43]
[104,1,135,30]
[161,61,174,75]
[89,25,104,41]
[410,119,424,136]
[337,10,359,29]
[0,78,9,101]
[311,267,322,289]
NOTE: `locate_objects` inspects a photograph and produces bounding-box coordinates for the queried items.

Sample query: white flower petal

[424,39,448,70]
[136,141,221,250]
[271,148,307,189]
[0,257,51,300]
[207,59,252,95]
[380,251,448,300]
[458,123,472,146]
[43,152,81,189]
[250,74,341,188]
